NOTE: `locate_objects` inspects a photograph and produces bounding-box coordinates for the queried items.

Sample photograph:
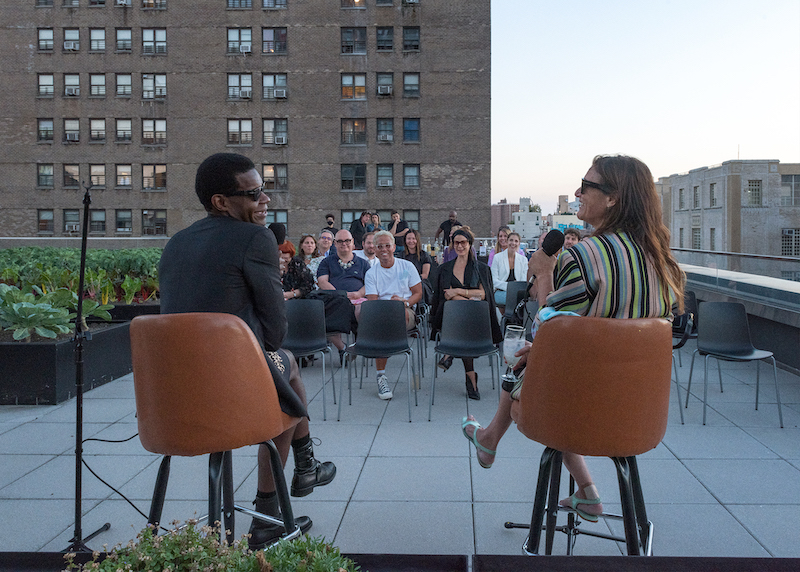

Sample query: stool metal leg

[523,447,559,556]
[544,450,563,555]
[147,455,171,529]
[222,450,235,545]
[612,456,640,555]
[208,451,224,536]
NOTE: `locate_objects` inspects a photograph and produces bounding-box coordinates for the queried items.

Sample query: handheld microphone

[541,229,565,257]
[268,222,286,245]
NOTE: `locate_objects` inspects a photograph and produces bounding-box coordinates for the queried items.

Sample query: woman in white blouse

[490,231,528,310]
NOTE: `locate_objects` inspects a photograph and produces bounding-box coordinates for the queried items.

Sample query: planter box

[107,303,160,322]
[0,321,132,405]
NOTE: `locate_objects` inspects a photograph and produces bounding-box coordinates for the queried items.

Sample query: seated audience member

[490,231,529,310]
[431,228,501,400]
[488,225,525,265]
[318,229,336,257]
[364,231,423,400]
[403,228,433,303]
[462,154,683,523]
[279,240,314,301]
[355,231,379,268]
[317,229,371,358]
[563,227,582,249]
[299,234,324,287]
[158,152,335,548]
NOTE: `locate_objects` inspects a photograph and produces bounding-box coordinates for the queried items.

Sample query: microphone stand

[64,181,110,552]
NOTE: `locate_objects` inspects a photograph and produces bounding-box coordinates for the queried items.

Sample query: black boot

[291,435,337,498]
[248,493,312,551]
[466,372,480,400]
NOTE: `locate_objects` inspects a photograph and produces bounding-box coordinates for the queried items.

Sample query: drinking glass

[503,325,526,369]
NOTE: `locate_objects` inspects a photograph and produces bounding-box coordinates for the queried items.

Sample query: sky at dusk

[491,0,800,213]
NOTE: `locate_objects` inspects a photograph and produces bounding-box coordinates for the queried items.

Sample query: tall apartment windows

[404,164,420,188]
[36,0,54,6]
[376,0,391,5]
[781,175,800,206]
[64,119,80,142]
[376,27,393,51]
[341,74,366,99]
[116,164,132,186]
[90,210,106,233]
[263,164,288,191]
[692,186,699,209]
[262,28,287,54]
[38,29,54,51]
[228,74,253,99]
[116,74,132,96]
[142,119,166,145]
[142,210,167,235]
[142,0,167,8]
[228,28,252,53]
[90,29,106,51]
[263,0,287,8]
[64,74,80,97]
[403,73,419,97]
[116,119,132,142]
[38,74,54,96]
[64,29,80,51]
[90,165,106,187]
[89,0,106,6]
[691,228,701,250]
[142,164,167,190]
[341,164,366,191]
[709,182,717,207]
[781,229,800,256]
[116,210,132,232]
[341,119,366,144]
[89,119,106,142]
[116,29,132,51]
[265,210,287,232]
[38,164,54,187]
[142,28,166,54]
[679,228,684,248]
[377,118,393,141]
[403,118,420,142]
[63,0,79,6]
[377,164,393,187]
[377,72,393,95]
[90,74,106,96]
[263,74,287,99]
[228,119,253,144]
[404,210,420,231]
[63,210,81,234]
[341,27,367,54]
[143,74,166,98]
[38,119,54,142]
[403,27,420,51]
[263,119,287,144]
[678,188,685,209]
[709,228,716,251]
[228,0,252,7]
[746,180,762,206]
[341,0,365,7]
[38,210,54,233]
[63,164,80,187]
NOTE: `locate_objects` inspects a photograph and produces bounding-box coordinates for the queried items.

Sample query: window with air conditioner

[228,28,252,54]
[263,118,288,144]
[377,118,393,142]
[64,74,80,97]
[239,88,252,99]
[377,72,392,95]
[228,74,253,99]
[64,118,80,142]
[116,0,132,6]
[377,164,393,187]
[64,29,79,50]
[263,73,287,99]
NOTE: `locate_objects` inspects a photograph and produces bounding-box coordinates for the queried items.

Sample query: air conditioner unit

[377,85,392,95]
[65,223,80,232]
[65,132,79,141]
[273,89,287,98]
[378,133,393,142]
[64,86,79,96]
[116,0,131,6]
[405,0,419,4]
[239,44,251,53]
[274,135,287,145]
[239,89,252,99]
[63,41,79,50]
[378,178,393,187]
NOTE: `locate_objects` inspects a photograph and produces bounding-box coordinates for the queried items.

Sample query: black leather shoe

[248,515,312,550]
[291,439,337,497]
[438,355,453,371]
[466,373,480,400]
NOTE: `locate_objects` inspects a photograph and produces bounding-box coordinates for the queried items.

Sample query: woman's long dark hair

[591,154,684,311]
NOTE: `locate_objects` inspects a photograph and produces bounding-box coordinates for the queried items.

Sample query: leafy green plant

[121,275,143,305]
[63,521,361,572]
[0,285,74,341]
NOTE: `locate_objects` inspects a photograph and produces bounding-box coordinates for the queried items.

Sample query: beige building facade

[0,0,491,244]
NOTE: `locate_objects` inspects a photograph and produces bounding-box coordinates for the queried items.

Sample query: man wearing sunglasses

[159,153,335,548]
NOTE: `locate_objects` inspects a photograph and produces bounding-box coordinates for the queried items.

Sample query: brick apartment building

[0,0,491,245]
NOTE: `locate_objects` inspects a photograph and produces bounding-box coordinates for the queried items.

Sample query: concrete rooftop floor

[1,337,799,558]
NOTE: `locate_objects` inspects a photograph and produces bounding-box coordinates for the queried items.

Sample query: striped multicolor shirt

[543,232,675,321]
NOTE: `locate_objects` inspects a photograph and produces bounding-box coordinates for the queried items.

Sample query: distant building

[548,213,583,233]
[508,197,542,246]
[656,160,800,257]
[490,199,520,234]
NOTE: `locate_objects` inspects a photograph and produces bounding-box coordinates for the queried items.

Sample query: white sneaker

[377,374,393,400]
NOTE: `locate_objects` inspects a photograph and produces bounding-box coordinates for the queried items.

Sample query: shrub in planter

[63,521,361,572]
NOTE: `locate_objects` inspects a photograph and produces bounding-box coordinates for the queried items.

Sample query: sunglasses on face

[580,178,612,195]
[335,238,353,245]
[226,184,267,201]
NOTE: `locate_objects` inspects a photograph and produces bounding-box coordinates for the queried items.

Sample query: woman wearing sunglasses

[461,155,683,523]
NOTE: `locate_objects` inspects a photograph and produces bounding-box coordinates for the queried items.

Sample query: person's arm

[406,282,423,306]
[244,229,287,351]
[420,262,430,280]
[367,293,379,301]
[395,221,410,238]
[528,248,557,308]
[347,286,365,300]
[491,255,507,291]
[434,225,443,239]
[317,275,335,290]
